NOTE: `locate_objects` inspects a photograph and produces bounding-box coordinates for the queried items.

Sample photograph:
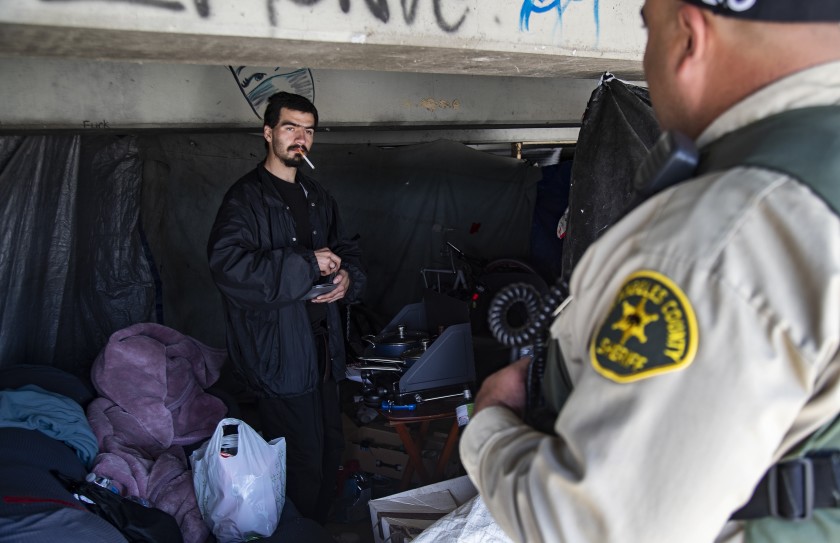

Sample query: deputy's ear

[675,3,711,77]
[263,125,272,142]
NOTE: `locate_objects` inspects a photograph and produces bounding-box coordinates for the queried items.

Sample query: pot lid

[373,324,429,346]
[400,339,432,361]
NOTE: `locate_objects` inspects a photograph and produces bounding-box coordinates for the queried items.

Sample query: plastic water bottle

[456,386,475,427]
[86,473,119,494]
[220,424,239,457]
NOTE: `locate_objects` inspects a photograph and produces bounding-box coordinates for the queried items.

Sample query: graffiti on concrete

[229,67,316,119]
[408,0,467,32]
[41,0,203,14]
[291,0,467,31]
[418,98,460,112]
[82,120,111,129]
[41,0,469,33]
[519,0,600,38]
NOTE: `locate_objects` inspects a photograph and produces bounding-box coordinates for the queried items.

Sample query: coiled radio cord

[487,279,569,422]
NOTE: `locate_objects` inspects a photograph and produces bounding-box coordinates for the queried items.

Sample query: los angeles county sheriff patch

[589,270,698,383]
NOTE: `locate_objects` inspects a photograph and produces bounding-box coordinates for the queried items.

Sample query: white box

[368,476,478,543]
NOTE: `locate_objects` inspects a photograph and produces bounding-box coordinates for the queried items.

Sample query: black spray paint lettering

[433,0,466,32]
[366,0,390,23]
[41,0,210,16]
[288,0,466,32]
[42,0,467,32]
[401,0,420,22]
[194,0,209,17]
[289,0,388,22]
[83,120,111,129]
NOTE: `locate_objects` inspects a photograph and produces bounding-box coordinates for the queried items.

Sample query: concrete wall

[0,0,647,134]
[0,0,646,78]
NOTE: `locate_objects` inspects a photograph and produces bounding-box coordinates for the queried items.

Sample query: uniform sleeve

[207,188,320,309]
[460,174,840,542]
[461,290,817,542]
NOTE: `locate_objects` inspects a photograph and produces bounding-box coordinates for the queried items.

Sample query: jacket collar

[256,163,321,206]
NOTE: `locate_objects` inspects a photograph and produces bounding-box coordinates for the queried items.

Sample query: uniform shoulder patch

[589,270,698,383]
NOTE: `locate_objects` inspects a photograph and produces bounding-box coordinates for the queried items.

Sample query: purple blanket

[86,323,228,543]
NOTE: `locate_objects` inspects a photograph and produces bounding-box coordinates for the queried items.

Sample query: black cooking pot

[362,324,429,357]
[357,338,432,368]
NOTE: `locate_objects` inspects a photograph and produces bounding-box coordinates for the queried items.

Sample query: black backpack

[53,471,184,543]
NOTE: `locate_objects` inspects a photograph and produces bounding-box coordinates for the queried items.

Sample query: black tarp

[530,159,572,283]
[0,135,155,378]
[141,135,540,347]
[561,75,661,284]
[1,133,539,375]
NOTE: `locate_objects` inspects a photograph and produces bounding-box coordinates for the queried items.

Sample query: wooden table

[379,397,463,490]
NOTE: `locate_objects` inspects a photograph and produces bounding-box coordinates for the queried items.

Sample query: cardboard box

[344,416,409,478]
[368,475,478,543]
[357,420,405,449]
[343,414,464,482]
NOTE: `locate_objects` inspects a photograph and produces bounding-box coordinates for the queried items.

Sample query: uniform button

[292,237,297,242]
[312,230,317,235]
[310,203,315,207]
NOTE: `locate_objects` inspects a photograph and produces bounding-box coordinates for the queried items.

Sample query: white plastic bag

[192,417,286,543]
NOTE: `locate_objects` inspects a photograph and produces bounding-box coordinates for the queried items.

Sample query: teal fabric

[0,385,98,468]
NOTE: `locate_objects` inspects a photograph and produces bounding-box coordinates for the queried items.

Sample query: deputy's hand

[474,355,530,418]
[312,269,350,304]
[314,248,341,276]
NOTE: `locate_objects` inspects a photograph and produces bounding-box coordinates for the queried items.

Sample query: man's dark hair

[263,92,319,129]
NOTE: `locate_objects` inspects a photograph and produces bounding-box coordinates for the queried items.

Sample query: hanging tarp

[0,135,155,377]
[530,159,572,284]
[140,135,540,346]
[0,133,539,374]
[561,74,661,284]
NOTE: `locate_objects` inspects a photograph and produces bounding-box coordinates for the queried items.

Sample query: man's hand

[474,355,530,418]
[312,269,350,304]
[314,247,341,276]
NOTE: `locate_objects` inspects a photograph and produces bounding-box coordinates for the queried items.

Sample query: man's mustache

[287,145,308,154]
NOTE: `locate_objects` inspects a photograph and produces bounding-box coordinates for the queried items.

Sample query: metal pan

[361,324,430,357]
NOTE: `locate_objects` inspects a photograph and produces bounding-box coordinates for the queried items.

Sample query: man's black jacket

[207,165,366,397]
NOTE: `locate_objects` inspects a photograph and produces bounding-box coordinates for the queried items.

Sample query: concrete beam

[0,56,616,133]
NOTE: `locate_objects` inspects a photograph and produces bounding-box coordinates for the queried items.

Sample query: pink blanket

[86,323,228,543]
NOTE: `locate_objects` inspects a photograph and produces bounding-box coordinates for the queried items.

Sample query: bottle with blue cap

[85,472,120,495]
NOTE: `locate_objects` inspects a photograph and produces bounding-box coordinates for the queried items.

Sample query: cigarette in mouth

[297,146,315,170]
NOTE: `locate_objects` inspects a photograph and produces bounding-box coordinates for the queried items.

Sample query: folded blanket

[0,385,98,468]
[88,323,229,543]
[91,323,228,449]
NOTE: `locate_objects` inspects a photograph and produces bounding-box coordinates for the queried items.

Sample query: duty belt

[731,451,840,521]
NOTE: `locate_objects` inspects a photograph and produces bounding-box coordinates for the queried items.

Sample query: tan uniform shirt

[460,61,840,543]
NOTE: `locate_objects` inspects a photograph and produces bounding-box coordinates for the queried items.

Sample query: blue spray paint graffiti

[229,67,316,119]
[519,0,600,40]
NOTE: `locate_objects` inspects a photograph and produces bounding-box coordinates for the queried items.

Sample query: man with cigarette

[461,1,840,541]
[208,91,366,523]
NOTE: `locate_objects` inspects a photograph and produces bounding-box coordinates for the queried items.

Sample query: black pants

[258,332,344,524]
